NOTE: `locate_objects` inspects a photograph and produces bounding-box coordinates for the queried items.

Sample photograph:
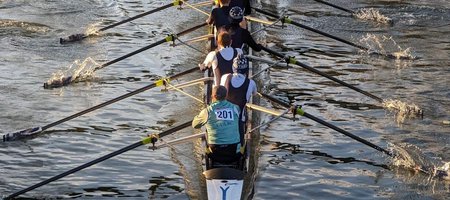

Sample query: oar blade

[2,127,43,142]
[43,76,73,89]
[59,33,88,44]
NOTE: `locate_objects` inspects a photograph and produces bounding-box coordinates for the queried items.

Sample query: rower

[199,31,243,86]
[207,0,232,30]
[192,85,242,165]
[220,55,257,145]
[226,6,263,52]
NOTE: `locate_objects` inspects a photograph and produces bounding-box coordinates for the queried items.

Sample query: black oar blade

[59,33,88,44]
[2,127,42,142]
[43,76,73,89]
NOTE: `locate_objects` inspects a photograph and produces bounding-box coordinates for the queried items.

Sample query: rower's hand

[198,63,207,71]
[240,19,248,29]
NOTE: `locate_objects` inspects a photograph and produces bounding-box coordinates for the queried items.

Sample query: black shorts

[208,143,242,164]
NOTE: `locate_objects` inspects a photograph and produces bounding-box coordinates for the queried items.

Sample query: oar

[3,121,192,200]
[257,93,441,176]
[312,0,355,14]
[252,7,367,49]
[3,67,198,142]
[252,7,401,58]
[257,93,394,157]
[60,0,184,44]
[260,45,384,102]
[45,23,207,89]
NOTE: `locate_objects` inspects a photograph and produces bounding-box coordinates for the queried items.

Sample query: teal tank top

[205,100,240,145]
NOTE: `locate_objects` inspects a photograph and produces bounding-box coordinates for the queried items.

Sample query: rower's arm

[201,51,216,69]
[192,109,208,129]
[243,29,262,52]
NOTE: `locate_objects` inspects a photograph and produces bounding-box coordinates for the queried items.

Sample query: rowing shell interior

[0,0,449,199]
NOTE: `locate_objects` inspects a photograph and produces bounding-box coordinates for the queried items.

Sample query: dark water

[0,0,206,199]
[0,0,449,199]
[254,0,450,199]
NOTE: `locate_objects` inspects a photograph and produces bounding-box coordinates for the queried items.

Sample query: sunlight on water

[388,143,449,181]
[359,33,416,60]
[382,99,423,124]
[354,8,392,24]
[45,57,100,88]
[85,22,102,36]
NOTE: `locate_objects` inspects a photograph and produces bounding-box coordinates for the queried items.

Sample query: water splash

[0,19,50,33]
[388,143,449,181]
[44,57,100,88]
[359,33,416,60]
[354,8,392,24]
[382,99,423,124]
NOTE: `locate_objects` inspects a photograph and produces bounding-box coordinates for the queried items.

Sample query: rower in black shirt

[207,0,232,30]
[226,6,263,52]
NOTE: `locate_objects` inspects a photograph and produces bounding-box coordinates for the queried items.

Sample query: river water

[0,0,449,199]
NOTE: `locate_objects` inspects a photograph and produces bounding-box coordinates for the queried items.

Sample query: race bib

[214,108,234,121]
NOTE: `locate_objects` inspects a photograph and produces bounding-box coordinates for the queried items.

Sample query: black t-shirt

[227,25,262,52]
[207,6,231,28]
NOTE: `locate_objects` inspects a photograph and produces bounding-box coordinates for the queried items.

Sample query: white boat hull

[204,168,244,200]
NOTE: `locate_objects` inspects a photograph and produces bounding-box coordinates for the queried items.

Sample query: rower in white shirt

[220,55,257,144]
[199,31,243,86]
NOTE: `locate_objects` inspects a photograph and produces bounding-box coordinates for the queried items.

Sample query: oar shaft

[260,46,383,102]
[252,7,368,51]
[287,19,368,50]
[98,2,177,32]
[259,93,393,157]
[100,22,207,69]
[312,0,355,14]
[4,141,142,199]
[41,67,198,131]
[100,39,167,68]
[252,7,278,19]
[5,121,192,199]
[59,1,182,44]
[302,112,393,156]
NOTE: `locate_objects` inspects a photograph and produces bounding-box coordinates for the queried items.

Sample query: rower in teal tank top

[192,86,240,145]
[204,100,240,144]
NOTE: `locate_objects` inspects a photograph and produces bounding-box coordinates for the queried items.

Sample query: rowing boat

[201,1,260,199]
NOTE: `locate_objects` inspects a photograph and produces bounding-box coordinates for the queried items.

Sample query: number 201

[217,110,232,119]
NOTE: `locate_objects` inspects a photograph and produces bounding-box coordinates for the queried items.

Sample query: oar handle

[312,0,355,14]
[259,93,394,157]
[260,46,383,102]
[4,121,192,199]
